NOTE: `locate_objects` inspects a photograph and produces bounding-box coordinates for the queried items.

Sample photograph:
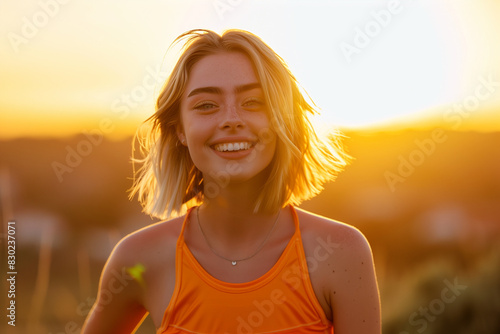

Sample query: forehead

[185,52,259,91]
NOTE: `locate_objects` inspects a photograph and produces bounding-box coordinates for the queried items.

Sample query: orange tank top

[157,206,334,334]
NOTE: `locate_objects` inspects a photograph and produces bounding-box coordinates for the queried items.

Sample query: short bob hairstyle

[130,29,350,219]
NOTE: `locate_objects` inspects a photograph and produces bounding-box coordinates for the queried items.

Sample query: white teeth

[214,142,251,152]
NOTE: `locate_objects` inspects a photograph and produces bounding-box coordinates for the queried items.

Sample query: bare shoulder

[110,215,185,268]
[82,216,186,333]
[295,207,371,255]
[295,207,374,285]
[98,215,185,297]
[295,207,381,333]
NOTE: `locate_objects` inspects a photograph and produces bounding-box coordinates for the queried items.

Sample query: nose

[219,103,244,130]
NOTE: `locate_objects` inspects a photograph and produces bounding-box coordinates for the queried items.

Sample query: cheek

[255,130,278,167]
[249,113,273,137]
[256,122,277,152]
[265,137,278,163]
[183,117,212,144]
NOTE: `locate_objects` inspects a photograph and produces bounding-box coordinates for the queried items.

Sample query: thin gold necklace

[196,206,281,266]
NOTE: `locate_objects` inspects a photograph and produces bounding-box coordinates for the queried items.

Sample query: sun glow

[1,0,499,139]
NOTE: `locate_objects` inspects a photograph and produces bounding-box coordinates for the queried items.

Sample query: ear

[176,125,187,146]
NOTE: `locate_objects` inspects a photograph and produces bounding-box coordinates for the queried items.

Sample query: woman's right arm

[81,238,148,334]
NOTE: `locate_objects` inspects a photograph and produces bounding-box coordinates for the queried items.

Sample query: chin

[204,161,273,186]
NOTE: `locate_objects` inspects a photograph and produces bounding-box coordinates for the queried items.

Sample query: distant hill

[1,130,499,267]
[1,130,499,334]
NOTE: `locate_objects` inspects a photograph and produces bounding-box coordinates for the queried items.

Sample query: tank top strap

[157,206,198,330]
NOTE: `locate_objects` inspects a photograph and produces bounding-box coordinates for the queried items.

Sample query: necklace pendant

[231,261,237,266]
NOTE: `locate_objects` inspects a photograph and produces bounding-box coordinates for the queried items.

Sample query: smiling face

[178,51,277,186]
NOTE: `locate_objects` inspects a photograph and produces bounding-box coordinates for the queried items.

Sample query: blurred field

[1,129,499,333]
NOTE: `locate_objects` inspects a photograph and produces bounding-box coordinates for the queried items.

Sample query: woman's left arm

[325,226,381,333]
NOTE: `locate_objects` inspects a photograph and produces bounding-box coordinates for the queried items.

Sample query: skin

[82,52,381,333]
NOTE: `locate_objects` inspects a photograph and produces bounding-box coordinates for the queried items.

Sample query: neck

[198,171,279,247]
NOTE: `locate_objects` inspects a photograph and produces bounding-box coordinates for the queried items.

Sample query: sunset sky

[1,0,499,138]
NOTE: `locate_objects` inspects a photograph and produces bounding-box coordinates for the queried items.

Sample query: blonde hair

[130,29,350,219]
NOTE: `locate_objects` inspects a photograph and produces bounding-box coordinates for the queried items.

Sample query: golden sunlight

[1,0,499,139]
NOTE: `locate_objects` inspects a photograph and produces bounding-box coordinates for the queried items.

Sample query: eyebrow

[187,83,261,97]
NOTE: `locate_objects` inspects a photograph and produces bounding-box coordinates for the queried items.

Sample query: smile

[213,142,253,152]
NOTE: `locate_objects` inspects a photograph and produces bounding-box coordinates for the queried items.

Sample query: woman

[82,29,381,334]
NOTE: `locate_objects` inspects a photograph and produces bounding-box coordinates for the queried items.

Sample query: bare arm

[327,227,381,333]
[82,238,148,334]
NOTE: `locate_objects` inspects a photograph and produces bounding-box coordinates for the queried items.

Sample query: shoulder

[295,207,375,295]
[110,215,185,268]
[295,207,381,332]
[98,214,185,294]
[82,215,187,333]
[98,214,186,304]
[295,207,371,256]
